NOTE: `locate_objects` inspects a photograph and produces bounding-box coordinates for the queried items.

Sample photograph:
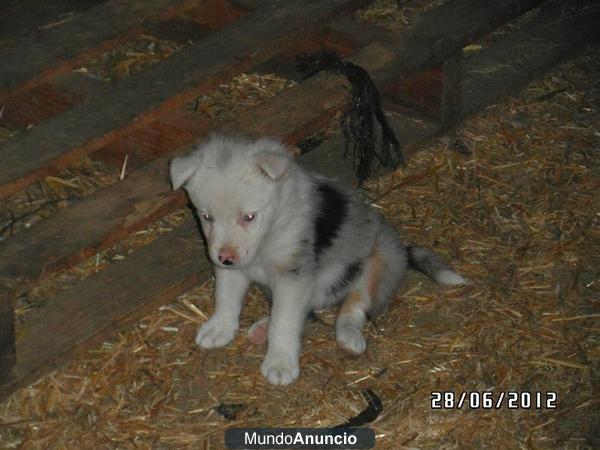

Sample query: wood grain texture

[0,0,187,95]
[1,0,575,299]
[0,0,368,199]
[1,220,206,400]
[0,42,396,298]
[461,1,600,118]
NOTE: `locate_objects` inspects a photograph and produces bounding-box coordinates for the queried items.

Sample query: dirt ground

[1,27,598,450]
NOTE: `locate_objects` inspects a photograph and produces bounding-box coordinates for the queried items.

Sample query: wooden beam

[0,42,396,298]
[461,1,600,118]
[0,0,192,97]
[1,220,206,400]
[0,0,369,200]
[334,0,547,76]
[0,0,559,297]
[0,0,104,42]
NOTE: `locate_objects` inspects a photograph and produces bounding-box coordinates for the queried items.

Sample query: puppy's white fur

[171,135,466,385]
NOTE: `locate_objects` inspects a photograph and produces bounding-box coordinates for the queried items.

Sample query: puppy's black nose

[219,256,234,266]
[217,246,237,266]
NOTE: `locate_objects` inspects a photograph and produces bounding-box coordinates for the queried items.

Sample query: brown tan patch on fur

[339,290,369,316]
[367,245,385,302]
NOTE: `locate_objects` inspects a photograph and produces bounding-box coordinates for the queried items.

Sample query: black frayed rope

[296,50,404,184]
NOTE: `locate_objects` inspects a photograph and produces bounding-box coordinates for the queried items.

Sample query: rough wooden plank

[461,1,600,118]
[0,0,194,96]
[331,0,547,118]
[1,220,206,400]
[0,0,557,297]
[0,0,105,41]
[334,0,546,77]
[300,112,437,187]
[0,160,188,296]
[0,0,368,200]
[0,41,395,297]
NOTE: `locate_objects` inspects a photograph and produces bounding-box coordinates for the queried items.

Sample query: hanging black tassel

[296,50,404,184]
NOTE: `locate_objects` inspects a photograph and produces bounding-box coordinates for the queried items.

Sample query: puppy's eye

[201,213,214,222]
[243,213,256,223]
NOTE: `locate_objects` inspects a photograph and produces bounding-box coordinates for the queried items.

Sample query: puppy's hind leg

[336,238,406,355]
[336,290,370,355]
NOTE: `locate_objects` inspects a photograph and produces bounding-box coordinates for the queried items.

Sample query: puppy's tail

[407,246,467,286]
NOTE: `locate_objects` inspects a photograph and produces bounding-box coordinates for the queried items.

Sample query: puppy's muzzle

[217,246,238,266]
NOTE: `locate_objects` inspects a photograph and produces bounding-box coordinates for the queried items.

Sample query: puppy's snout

[217,246,238,266]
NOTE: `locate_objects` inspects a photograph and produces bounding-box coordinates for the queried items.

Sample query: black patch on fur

[329,260,362,297]
[314,183,348,256]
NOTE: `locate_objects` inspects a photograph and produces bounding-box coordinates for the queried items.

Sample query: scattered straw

[74,35,184,82]
[356,0,448,29]
[1,26,599,450]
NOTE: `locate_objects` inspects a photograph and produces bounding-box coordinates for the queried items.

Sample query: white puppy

[170,135,466,385]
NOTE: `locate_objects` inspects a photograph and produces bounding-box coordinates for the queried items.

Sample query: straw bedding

[0,12,598,450]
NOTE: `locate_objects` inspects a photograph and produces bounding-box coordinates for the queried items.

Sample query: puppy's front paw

[195,316,237,348]
[336,326,367,355]
[260,351,299,385]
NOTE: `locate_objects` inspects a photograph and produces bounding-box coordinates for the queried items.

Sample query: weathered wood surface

[0,0,105,42]
[461,1,600,118]
[0,0,192,97]
[1,221,207,400]
[334,0,547,77]
[440,52,463,129]
[2,0,599,400]
[0,0,564,299]
[0,42,395,297]
[300,114,438,188]
[0,0,368,200]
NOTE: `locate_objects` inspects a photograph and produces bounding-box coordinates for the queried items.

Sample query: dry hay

[0,159,121,241]
[1,39,599,450]
[191,73,297,121]
[73,35,184,82]
[356,0,449,29]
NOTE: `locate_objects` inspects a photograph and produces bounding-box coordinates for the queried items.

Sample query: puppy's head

[170,135,291,268]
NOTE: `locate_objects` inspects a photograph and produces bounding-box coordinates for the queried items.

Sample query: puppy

[170,135,466,385]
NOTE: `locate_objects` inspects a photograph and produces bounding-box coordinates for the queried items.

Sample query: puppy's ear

[255,151,290,181]
[170,155,197,190]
